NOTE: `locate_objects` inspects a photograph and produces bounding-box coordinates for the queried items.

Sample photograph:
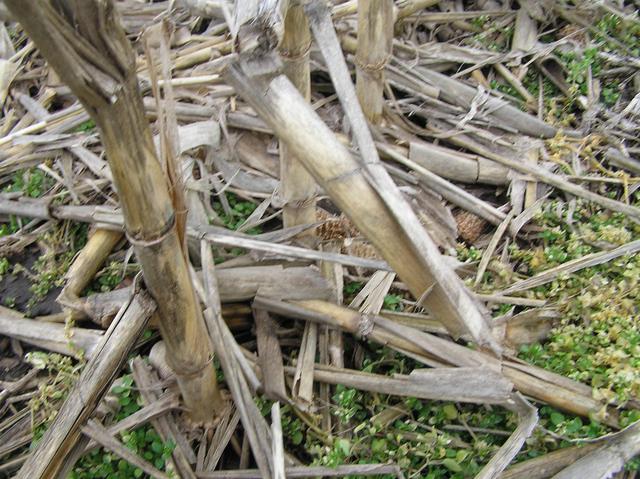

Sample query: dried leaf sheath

[4,0,222,422]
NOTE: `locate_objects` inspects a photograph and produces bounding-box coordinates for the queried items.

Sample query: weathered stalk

[395,0,440,21]
[0,309,102,359]
[501,443,601,479]
[0,197,391,271]
[58,229,123,318]
[279,4,317,236]
[224,55,499,351]
[14,292,156,478]
[356,0,393,123]
[5,0,222,422]
[254,298,619,426]
[305,2,498,350]
[408,139,510,186]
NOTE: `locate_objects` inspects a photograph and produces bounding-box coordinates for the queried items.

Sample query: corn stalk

[5,0,222,423]
[355,0,393,123]
[278,4,317,236]
[224,54,499,352]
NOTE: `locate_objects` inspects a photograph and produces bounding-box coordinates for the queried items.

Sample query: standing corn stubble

[4,0,224,424]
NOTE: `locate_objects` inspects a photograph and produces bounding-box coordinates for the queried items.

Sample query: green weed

[0,256,10,277]
[509,202,640,404]
[213,193,262,234]
[383,294,403,311]
[5,168,53,198]
[28,251,74,307]
[71,375,176,479]
[343,281,363,298]
[0,216,20,236]
[27,352,83,428]
[74,119,96,133]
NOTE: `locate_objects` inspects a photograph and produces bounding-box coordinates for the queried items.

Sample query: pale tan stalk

[279,5,317,236]
[224,58,498,350]
[58,229,123,315]
[395,0,440,21]
[356,0,394,124]
[524,147,539,208]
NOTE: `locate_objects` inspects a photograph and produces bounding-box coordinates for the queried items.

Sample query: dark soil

[0,247,62,317]
[0,338,29,382]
